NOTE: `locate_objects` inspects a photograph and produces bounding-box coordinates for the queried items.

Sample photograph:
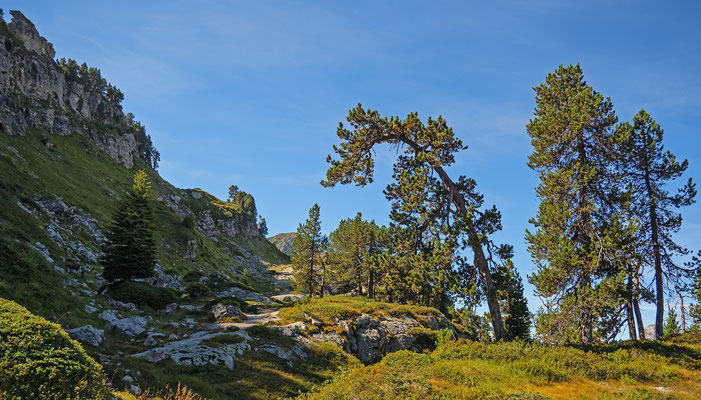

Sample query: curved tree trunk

[433,166,507,341]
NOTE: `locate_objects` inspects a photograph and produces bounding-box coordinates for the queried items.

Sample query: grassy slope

[299,334,701,400]
[0,127,285,321]
[277,295,445,326]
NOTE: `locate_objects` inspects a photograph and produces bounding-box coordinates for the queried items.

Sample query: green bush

[108,280,179,310]
[183,270,204,282]
[408,327,441,350]
[185,282,211,298]
[0,298,107,399]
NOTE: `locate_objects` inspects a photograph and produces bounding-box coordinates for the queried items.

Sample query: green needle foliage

[494,259,532,340]
[322,104,512,340]
[664,307,681,337]
[526,64,620,344]
[616,109,697,338]
[291,204,327,296]
[327,213,389,298]
[101,170,157,282]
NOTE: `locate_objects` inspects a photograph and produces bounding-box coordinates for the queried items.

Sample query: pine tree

[616,110,697,339]
[322,105,509,340]
[494,260,531,340]
[526,64,619,344]
[101,170,157,282]
[258,215,268,237]
[664,307,681,337]
[290,204,326,296]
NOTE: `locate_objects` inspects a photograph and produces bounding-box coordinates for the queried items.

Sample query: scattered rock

[217,287,275,304]
[99,310,150,336]
[84,304,98,314]
[271,293,304,303]
[67,325,104,347]
[272,321,307,337]
[159,302,178,314]
[129,385,142,396]
[212,303,243,321]
[109,300,140,313]
[144,335,157,347]
[122,375,134,383]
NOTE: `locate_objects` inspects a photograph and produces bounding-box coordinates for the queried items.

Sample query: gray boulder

[99,310,150,336]
[67,325,104,347]
[212,303,243,320]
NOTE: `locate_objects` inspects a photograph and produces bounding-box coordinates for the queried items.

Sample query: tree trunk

[433,165,507,340]
[309,243,316,298]
[367,267,374,299]
[626,275,637,340]
[320,260,325,298]
[632,272,646,340]
[680,293,686,333]
[646,172,664,339]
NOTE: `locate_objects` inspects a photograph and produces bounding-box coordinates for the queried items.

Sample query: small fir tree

[290,204,326,296]
[494,260,531,340]
[664,307,681,337]
[101,170,157,282]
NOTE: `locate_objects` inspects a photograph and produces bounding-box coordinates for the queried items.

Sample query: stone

[272,321,307,337]
[84,304,98,314]
[122,375,134,383]
[217,286,275,304]
[67,325,104,347]
[212,303,243,321]
[99,310,149,336]
[109,300,140,313]
[144,335,157,347]
[129,385,142,396]
[168,334,179,341]
[180,304,204,311]
[271,293,304,303]
[133,330,252,370]
[159,302,178,314]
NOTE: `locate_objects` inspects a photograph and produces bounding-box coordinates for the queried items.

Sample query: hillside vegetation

[299,334,701,399]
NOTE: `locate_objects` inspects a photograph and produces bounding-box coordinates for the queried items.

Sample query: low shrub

[183,271,203,283]
[109,280,179,310]
[185,282,211,298]
[408,327,441,350]
[0,298,107,399]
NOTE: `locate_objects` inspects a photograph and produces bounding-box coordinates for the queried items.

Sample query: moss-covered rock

[0,298,108,399]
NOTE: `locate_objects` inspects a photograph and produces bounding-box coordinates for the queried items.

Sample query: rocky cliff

[267,232,296,255]
[0,10,147,168]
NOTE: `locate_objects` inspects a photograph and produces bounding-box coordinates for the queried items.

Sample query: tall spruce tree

[526,64,619,344]
[290,204,326,296]
[322,105,509,339]
[615,110,697,339]
[101,170,157,282]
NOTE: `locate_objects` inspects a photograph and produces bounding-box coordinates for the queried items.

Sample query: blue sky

[7,1,701,332]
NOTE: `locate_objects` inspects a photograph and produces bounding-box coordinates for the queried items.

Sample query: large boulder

[67,325,105,347]
[98,310,150,336]
[212,303,243,321]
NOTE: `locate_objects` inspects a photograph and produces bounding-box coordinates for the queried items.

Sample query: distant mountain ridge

[268,232,297,255]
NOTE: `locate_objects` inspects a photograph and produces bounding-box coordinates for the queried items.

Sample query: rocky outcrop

[0,10,141,168]
[67,325,104,347]
[99,310,151,336]
[308,313,455,364]
[134,330,251,370]
[212,303,243,321]
[217,286,276,304]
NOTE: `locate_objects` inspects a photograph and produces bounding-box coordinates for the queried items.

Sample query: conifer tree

[290,204,326,296]
[327,213,388,298]
[526,64,619,343]
[616,110,697,339]
[664,306,681,337]
[322,105,509,339]
[494,259,531,340]
[101,170,157,282]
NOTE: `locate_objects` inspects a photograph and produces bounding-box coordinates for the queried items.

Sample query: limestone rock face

[0,10,140,168]
[8,11,56,59]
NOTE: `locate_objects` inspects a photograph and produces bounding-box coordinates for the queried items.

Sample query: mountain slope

[267,232,297,255]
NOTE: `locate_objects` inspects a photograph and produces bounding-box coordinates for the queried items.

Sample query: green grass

[277,295,445,327]
[298,334,701,400]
